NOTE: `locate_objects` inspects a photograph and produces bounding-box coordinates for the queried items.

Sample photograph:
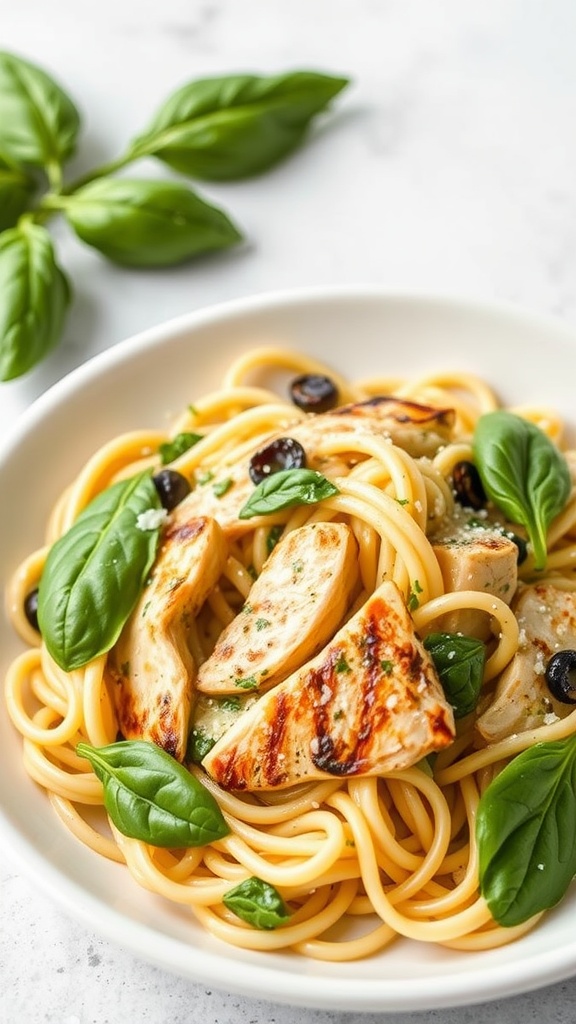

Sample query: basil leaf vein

[238,468,339,519]
[223,876,291,929]
[477,736,576,926]
[38,472,162,670]
[77,740,229,847]
[423,632,485,718]
[473,410,571,570]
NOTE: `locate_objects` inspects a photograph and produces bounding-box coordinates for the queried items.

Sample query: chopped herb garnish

[159,431,203,465]
[221,696,242,712]
[380,659,394,675]
[408,579,423,612]
[213,477,233,498]
[255,617,271,631]
[187,727,216,764]
[196,470,214,485]
[235,676,258,690]
[335,653,351,674]
[266,525,284,554]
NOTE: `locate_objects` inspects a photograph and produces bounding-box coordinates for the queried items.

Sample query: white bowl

[2,287,576,1013]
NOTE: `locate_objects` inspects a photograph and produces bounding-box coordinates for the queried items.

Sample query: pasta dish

[5,344,576,961]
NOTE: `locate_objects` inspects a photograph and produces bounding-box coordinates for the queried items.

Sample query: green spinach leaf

[130,71,349,180]
[62,178,242,267]
[473,411,571,570]
[477,736,576,926]
[77,739,229,847]
[222,876,291,929]
[423,632,485,718]
[38,472,162,670]
[0,221,70,380]
[239,468,339,519]
[0,51,80,174]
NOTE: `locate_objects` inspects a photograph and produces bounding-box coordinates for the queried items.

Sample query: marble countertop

[3,1,576,1021]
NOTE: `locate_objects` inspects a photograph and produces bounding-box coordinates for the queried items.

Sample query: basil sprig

[423,632,485,719]
[77,740,229,848]
[0,221,70,381]
[38,472,162,671]
[223,876,291,930]
[130,71,349,180]
[477,736,576,926]
[239,468,339,519]
[473,411,571,571]
[0,52,348,379]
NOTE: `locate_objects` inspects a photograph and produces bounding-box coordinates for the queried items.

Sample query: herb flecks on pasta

[6,346,576,959]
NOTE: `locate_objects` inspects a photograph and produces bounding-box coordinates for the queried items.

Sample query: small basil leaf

[222,876,290,930]
[473,411,571,570]
[38,472,162,670]
[77,740,229,847]
[477,737,576,926]
[0,154,35,229]
[238,468,339,519]
[62,178,242,267]
[0,222,71,380]
[0,51,80,169]
[159,431,203,465]
[131,70,349,181]
[423,632,485,718]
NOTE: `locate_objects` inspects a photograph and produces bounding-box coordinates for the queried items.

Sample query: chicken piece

[202,580,455,790]
[197,522,359,696]
[170,397,455,539]
[432,511,518,639]
[476,584,576,743]
[112,515,227,760]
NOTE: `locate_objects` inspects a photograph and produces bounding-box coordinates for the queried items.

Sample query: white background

[3,2,576,1022]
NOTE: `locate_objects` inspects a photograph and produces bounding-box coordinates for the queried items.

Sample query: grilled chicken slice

[431,511,518,639]
[170,397,455,539]
[476,584,576,743]
[202,580,455,790]
[112,515,227,760]
[197,522,359,695]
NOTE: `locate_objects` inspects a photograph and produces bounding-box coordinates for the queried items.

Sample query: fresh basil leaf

[77,739,229,847]
[38,472,162,670]
[477,736,576,926]
[238,468,339,519]
[0,222,71,380]
[159,431,203,465]
[473,411,571,571]
[423,632,485,718]
[223,876,290,929]
[0,154,35,229]
[62,178,242,267]
[0,51,80,170]
[130,71,349,181]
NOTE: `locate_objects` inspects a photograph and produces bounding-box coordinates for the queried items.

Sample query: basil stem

[477,736,576,926]
[130,71,349,181]
[38,472,163,670]
[238,468,339,519]
[0,51,80,183]
[473,411,571,571]
[223,876,291,930]
[60,178,242,267]
[77,740,229,848]
[423,632,485,719]
[0,221,71,381]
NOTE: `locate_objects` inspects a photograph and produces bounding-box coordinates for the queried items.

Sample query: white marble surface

[3,1,576,1021]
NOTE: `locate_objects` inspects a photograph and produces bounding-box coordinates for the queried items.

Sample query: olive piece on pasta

[153,469,191,511]
[289,374,338,414]
[452,460,487,510]
[545,650,576,704]
[24,587,40,632]
[249,437,307,484]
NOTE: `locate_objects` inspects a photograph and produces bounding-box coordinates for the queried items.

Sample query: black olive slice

[289,374,338,414]
[545,650,576,704]
[249,437,306,484]
[153,469,191,510]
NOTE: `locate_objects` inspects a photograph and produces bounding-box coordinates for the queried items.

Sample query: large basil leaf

[0,153,35,229]
[473,411,571,571]
[0,51,80,170]
[423,632,485,718]
[130,71,349,180]
[477,737,576,926]
[223,876,290,929]
[38,472,162,670]
[62,177,241,266]
[77,740,229,847]
[0,222,70,380]
[238,468,339,519]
